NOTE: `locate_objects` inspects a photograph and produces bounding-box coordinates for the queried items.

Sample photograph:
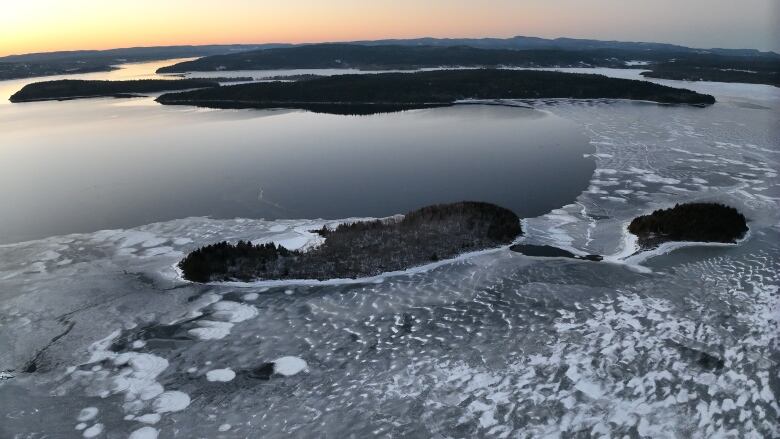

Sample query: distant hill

[3,36,776,83]
[156,44,645,73]
[4,36,775,65]
[156,43,780,86]
[0,44,290,63]
[350,35,779,58]
[0,44,290,81]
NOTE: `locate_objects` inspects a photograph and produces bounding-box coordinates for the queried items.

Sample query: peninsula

[10,79,220,102]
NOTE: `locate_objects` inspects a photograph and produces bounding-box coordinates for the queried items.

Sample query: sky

[1,0,778,57]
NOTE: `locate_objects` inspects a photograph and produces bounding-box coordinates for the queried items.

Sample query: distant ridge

[154,43,779,86]
[0,44,290,63]
[347,35,779,58]
[3,36,776,83]
[0,44,290,81]
[3,35,776,62]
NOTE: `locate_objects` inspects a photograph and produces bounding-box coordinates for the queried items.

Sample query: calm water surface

[0,61,593,243]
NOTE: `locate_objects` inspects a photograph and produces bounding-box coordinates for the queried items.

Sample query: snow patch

[210,301,258,323]
[206,368,236,382]
[129,426,159,439]
[76,407,98,422]
[273,356,308,376]
[82,423,103,438]
[135,413,161,424]
[152,391,190,413]
[188,321,233,340]
[640,174,681,185]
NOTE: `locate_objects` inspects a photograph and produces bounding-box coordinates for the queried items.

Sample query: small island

[628,202,748,249]
[179,201,522,282]
[9,79,220,103]
[510,244,602,261]
[156,69,715,114]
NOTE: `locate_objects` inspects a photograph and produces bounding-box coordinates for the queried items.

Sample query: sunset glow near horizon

[1,0,778,57]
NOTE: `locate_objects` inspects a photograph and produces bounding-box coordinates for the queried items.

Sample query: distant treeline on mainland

[157,43,780,87]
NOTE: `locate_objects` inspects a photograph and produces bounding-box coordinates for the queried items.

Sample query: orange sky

[1,0,778,57]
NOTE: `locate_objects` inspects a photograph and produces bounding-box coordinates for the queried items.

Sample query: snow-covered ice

[1,67,778,438]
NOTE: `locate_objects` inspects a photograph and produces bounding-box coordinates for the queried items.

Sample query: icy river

[0,61,778,438]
